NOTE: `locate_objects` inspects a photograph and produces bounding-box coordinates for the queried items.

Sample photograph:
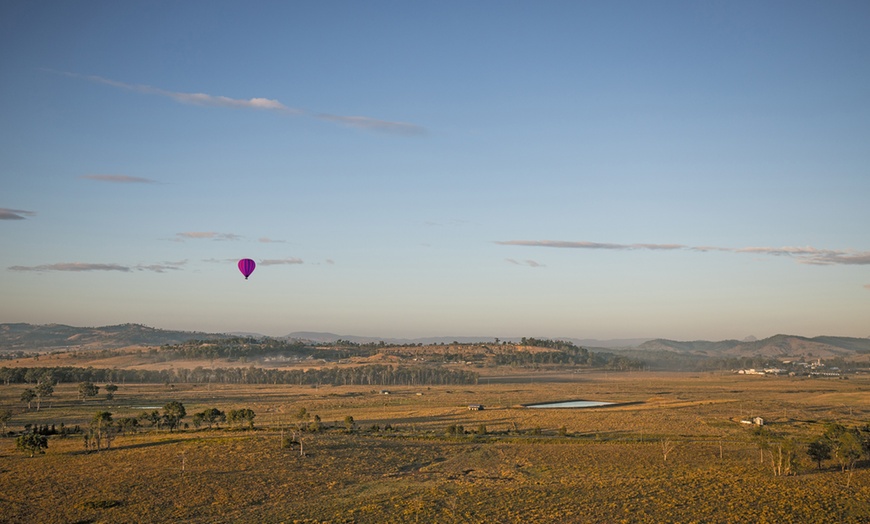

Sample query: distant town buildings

[735,359,844,378]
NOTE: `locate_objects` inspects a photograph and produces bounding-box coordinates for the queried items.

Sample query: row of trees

[493,347,643,370]
[159,337,310,361]
[2,364,479,386]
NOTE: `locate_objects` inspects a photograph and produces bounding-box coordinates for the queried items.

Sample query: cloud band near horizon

[8,261,186,273]
[495,240,870,266]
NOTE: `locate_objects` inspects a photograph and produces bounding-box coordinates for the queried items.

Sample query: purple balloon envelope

[238,259,256,280]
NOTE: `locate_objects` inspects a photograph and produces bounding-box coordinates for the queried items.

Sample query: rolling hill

[0,323,228,352]
[3,323,868,362]
[638,334,870,360]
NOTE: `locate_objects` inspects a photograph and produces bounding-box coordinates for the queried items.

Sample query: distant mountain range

[1,324,868,360]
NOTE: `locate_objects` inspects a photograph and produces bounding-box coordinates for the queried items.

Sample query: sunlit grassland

[2,371,869,523]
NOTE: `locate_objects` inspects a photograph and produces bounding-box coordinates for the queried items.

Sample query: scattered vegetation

[2,351,869,522]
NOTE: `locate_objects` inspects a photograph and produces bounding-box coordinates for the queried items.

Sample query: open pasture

[2,371,869,522]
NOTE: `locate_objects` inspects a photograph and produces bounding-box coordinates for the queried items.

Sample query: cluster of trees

[494,346,643,370]
[518,338,582,350]
[16,432,48,457]
[749,422,870,478]
[77,381,117,400]
[190,407,256,429]
[19,379,54,411]
[2,366,130,386]
[159,337,309,361]
[22,423,79,436]
[2,364,479,386]
[806,423,870,473]
[138,401,188,432]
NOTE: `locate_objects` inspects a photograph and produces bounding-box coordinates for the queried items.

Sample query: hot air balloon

[238,258,256,280]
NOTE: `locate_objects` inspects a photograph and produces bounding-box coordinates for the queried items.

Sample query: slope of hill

[639,335,870,360]
[0,323,228,351]
[283,332,651,348]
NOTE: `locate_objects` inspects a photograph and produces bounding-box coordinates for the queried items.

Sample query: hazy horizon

[2,2,869,341]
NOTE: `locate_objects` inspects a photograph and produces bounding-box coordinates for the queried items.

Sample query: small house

[468,404,484,411]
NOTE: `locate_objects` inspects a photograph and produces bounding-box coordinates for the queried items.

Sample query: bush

[16,432,48,457]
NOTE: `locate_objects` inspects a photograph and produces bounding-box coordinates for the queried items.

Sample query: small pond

[525,400,615,409]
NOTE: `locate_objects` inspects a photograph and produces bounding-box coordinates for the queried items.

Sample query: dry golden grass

[2,371,869,523]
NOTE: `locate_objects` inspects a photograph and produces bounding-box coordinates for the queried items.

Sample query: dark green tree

[78,381,100,401]
[0,409,13,433]
[162,401,186,431]
[20,389,36,410]
[16,432,48,457]
[193,408,226,429]
[228,408,256,429]
[116,417,139,435]
[807,439,832,470]
[86,411,115,451]
[34,380,54,411]
[104,383,118,400]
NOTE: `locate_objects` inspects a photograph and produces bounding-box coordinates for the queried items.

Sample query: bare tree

[661,438,676,463]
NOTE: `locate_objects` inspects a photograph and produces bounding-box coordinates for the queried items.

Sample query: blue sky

[2,1,868,340]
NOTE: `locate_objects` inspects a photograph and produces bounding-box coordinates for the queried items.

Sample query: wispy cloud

[175,232,242,241]
[506,258,545,268]
[0,208,36,220]
[9,263,131,272]
[59,71,297,113]
[55,71,425,136]
[497,240,685,250]
[137,260,187,273]
[497,239,870,266]
[259,258,303,266]
[258,237,286,243]
[865,284,870,291]
[80,174,157,184]
[316,113,426,136]
[8,260,187,273]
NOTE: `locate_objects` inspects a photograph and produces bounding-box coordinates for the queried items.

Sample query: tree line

[1,364,478,386]
[494,345,644,370]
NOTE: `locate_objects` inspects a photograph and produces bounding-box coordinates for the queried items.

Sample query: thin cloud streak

[175,232,242,241]
[56,71,425,136]
[64,71,298,113]
[0,208,36,220]
[8,261,186,273]
[497,240,870,266]
[9,263,130,272]
[497,240,686,250]
[259,258,303,266]
[258,237,286,243]
[506,258,544,268]
[81,174,157,184]
[316,113,426,136]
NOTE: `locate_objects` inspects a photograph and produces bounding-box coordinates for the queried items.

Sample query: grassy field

[2,371,869,522]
